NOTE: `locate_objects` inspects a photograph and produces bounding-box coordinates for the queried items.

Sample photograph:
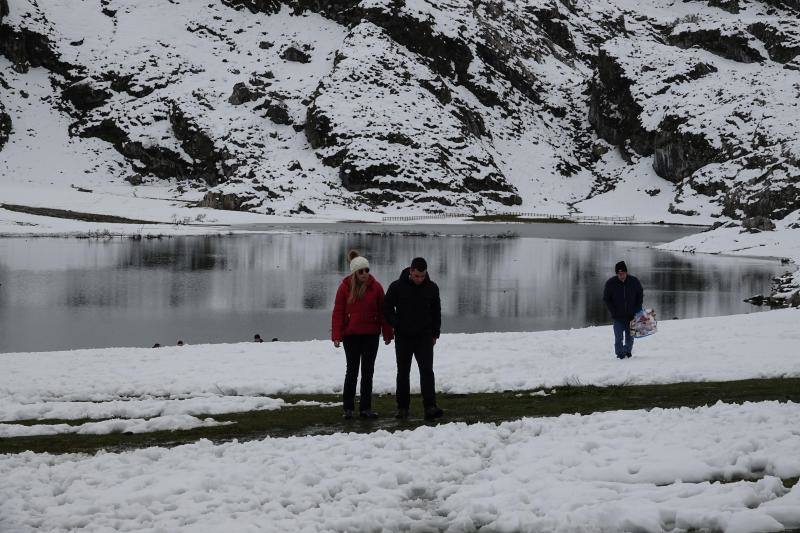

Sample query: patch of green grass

[0,203,160,225]
[2,378,799,455]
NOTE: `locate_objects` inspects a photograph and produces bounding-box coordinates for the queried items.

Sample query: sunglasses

[356,268,370,274]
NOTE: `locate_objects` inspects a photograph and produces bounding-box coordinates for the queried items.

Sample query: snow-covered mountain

[0,0,798,220]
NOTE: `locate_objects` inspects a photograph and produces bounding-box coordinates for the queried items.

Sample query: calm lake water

[0,224,783,353]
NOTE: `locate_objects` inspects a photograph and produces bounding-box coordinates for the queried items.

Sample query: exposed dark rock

[589,49,652,154]
[289,202,314,215]
[261,100,291,125]
[708,0,740,14]
[0,0,8,21]
[464,174,523,206]
[527,4,577,53]
[125,173,144,186]
[0,25,78,77]
[62,79,112,111]
[304,103,336,149]
[0,102,11,151]
[221,0,282,14]
[280,46,310,63]
[657,62,717,93]
[451,104,488,138]
[760,0,800,11]
[670,26,764,63]
[101,71,168,98]
[722,175,800,221]
[364,7,473,85]
[381,132,418,148]
[122,142,194,180]
[169,104,227,186]
[197,191,251,210]
[483,190,523,206]
[653,115,720,182]
[474,31,541,106]
[419,78,452,105]
[746,271,800,308]
[747,22,800,64]
[228,82,262,105]
[258,40,273,49]
[741,215,776,232]
[340,160,404,192]
[78,118,128,146]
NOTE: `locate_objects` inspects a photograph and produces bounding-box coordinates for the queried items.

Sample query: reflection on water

[0,232,783,353]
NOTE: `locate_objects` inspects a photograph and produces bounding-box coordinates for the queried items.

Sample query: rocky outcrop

[197,191,252,210]
[228,82,263,105]
[653,116,720,182]
[0,25,76,78]
[0,101,11,151]
[280,45,311,63]
[721,156,800,221]
[707,0,740,14]
[670,25,764,63]
[589,49,652,154]
[747,22,800,64]
[62,79,112,111]
[169,104,228,186]
[78,118,194,180]
[304,23,521,208]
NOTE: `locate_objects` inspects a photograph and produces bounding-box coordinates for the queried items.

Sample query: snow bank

[2,401,799,532]
[0,415,230,438]
[1,310,798,422]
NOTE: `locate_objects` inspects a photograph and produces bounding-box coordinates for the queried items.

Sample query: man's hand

[432,337,437,346]
[333,341,341,348]
[384,339,392,345]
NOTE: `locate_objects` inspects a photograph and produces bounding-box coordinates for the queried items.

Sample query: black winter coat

[383,267,441,338]
[603,275,644,321]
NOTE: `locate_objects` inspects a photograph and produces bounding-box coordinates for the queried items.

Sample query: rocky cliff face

[0,0,798,220]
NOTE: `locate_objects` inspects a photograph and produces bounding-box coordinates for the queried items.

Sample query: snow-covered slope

[1,0,797,221]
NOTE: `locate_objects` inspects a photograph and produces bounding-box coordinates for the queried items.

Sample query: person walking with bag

[602,260,644,359]
[383,257,443,421]
[331,250,393,419]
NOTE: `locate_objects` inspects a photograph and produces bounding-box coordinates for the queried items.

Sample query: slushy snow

[2,402,799,532]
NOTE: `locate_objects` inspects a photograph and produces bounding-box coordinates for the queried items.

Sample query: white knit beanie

[350,256,369,273]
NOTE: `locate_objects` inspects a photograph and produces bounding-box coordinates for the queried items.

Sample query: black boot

[343,409,354,420]
[424,406,443,420]
[394,408,409,420]
[359,410,379,419]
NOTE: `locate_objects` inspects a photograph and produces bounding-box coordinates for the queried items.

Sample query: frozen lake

[0,224,783,352]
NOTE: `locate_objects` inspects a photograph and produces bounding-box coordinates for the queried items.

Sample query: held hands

[333,341,341,348]
[384,339,392,345]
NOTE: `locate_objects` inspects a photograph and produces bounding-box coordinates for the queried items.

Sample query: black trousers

[395,335,437,410]
[342,334,379,411]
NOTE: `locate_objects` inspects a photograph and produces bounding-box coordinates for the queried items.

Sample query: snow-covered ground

[2,401,799,532]
[2,309,798,425]
[2,305,799,531]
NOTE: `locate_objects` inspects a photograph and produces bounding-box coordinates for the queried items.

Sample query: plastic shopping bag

[630,308,657,338]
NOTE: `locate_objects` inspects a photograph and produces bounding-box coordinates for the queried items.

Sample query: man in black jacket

[383,257,443,420]
[602,260,644,359]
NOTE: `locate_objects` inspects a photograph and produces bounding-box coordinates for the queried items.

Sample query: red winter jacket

[331,274,394,342]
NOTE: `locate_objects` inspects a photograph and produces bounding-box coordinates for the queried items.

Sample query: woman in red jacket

[331,250,393,419]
